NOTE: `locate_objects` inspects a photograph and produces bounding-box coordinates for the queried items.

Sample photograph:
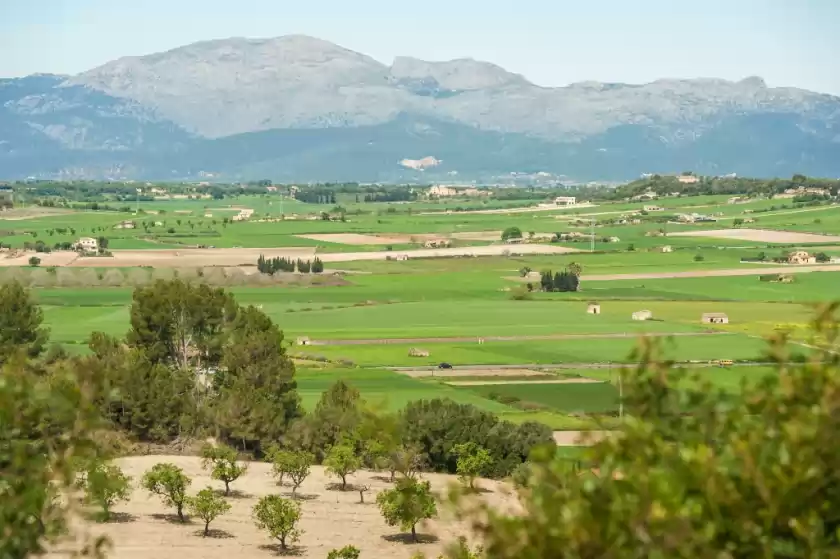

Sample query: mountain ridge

[2,35,839,181]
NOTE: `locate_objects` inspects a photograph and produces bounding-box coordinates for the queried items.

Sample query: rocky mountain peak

[389,56,530,90]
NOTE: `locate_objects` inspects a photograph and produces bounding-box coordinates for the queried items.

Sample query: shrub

[500,227,522,241]
[28,256,40,267]
[327,545,361,559]
[693,254,705,262]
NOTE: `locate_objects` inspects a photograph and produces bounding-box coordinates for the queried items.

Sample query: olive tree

[141,463,192,522]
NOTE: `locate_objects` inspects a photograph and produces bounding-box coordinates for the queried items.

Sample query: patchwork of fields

[3,192,838,435]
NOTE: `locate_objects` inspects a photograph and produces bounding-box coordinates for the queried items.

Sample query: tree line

[257,255,325,274]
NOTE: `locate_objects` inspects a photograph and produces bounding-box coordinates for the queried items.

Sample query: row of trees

[257,255,325,274]
[539,265,581,292]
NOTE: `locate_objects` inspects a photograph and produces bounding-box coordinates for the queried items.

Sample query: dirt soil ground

[0,207,75,220]
[552,430,610,446]
[296,233,414,245]
[579,264,840,281]
[445,378,604,386]
[50,455,511,559]
[668,228,840,244]
[1,244,580,268]
[397,368,551,378]
[70,248,318,268]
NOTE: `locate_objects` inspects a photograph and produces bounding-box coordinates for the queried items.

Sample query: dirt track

[304,331,731,346]
[553,430,610,446]
[1,243,580,268]
[446,378,603,386]
[581,264,840,281]
[668,228,840,244]
[398,368,551,378]
[51,455,510,559]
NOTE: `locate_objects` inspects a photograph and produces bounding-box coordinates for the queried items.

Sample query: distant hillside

[1,35,839,181]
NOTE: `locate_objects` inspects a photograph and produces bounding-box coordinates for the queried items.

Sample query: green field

[5,189,838,432]
[458,382,620,414]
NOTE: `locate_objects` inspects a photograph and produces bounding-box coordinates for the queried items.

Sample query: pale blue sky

[1,0,838,94]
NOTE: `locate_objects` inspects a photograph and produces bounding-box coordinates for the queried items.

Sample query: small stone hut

[587,302,601,315]
[701,312,729,324]
[296,336,311,346]
[408,348,429,357]
[632,310,653,321]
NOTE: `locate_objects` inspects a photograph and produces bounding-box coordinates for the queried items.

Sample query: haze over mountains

[2,35,839,181]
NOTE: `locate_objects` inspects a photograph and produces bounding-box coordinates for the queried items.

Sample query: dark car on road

[438,362,453,369]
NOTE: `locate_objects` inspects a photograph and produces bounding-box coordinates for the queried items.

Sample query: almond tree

[187,487,231,536]
[201,443,247,496]
[141,463,191,522]
[253,495,302,551]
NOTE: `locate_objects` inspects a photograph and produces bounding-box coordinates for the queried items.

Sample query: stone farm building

[788,251,816,265]
[75,237,98,252]
[632,310,653,321]
[408,348,430,357]
[554,196,577,206]
[702,313,729,324]
[587,302,601,314]
[424,238,452,248]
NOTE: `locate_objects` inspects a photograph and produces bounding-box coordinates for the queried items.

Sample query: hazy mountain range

[2,35,839,182]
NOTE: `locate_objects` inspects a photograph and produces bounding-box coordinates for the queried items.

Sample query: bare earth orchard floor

[52,455,515,559]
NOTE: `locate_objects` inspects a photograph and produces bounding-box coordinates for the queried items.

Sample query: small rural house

[658,245,673,253]
[114,220,135,230]
[644,205,664,212]
[396,254,409,261]
[296,337,310,346]
[587,302,601,315]
[554,196,577,207]
[632,310,653,321]
[408,348,430,357]
[75,237,98,252]
[702,312,729,324]
[788,251,816,265]
[677,175,700,184]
